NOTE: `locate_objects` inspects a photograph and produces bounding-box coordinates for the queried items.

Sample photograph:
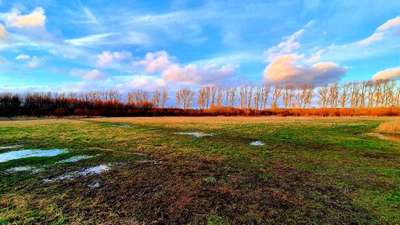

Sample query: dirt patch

[41,158,374,225]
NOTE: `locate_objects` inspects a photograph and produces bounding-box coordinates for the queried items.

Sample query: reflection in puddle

[250,141,265,146]
[57,155,98,163]
[5,166,43,173]
[0,145,23,150]
[175,132,214,138]
[0,149,67,163]
[44,164,111,182]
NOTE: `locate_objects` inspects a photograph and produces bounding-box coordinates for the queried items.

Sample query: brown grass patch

[376,120,400,135]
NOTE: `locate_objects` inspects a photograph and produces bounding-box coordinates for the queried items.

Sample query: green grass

[0,117,399,224]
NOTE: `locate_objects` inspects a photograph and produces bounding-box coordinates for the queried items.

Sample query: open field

[1,117,400,224]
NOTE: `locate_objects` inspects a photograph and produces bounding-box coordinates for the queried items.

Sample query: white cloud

[264,54,346,86]
[15,54,42,68]
[3,7,46,28]
[134,50,237,85]
[65,33,114,47]
[96,51,132,67]
[135,51,172,73]
[72,69,105,80]
[264,29,304,61]
[15,53,30,60]
[357,16,400,46]
[65,31,150,48]
[373,67,400,80]
[123,75,166,90]
[162,63,236,85]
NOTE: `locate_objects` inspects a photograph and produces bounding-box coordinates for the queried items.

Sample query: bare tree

[176,88,194,109]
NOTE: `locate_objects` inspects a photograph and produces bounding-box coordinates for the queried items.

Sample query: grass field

[1,117,400,224]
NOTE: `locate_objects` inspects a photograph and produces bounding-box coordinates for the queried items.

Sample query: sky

[0,0,399,92]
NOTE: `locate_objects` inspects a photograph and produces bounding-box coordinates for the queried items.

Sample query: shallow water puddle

[0,145,23,150]
[5,166,43,173]
[43,164,111,182]
[249,141,265,146]
[57,155,98,163]
[0,149,67,163]
[175,132,214,138]
[110,123,135,128]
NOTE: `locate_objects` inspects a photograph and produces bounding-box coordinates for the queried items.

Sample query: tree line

[1,79,400,117]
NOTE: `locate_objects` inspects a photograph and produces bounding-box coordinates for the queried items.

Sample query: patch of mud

[0,149,67,163]
[5,166,43,173]
[366,133,400,143]
[57,155,99,164]
[249,141,265,146]
[0,145,23,150]
[175,132,214,138]
[43,164,111,182]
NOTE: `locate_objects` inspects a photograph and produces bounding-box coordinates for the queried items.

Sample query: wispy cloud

[65,33,114,47]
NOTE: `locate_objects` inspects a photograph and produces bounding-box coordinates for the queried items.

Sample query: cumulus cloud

[264,54,346,86]
[264,29,304,61]
[3,7,46,28]
[134,50,237,85]
[96,51,132,67]
[135,51,172,73]
[357,16,400,45]
[372,67,400,80]
[72,69,105,80]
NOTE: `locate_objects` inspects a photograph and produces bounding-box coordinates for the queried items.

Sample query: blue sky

[0,0,399,92]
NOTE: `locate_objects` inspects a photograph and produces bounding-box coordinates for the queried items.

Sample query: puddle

[44,164,111,182]
[137,159,162,165]
[88,181,101,188]
[5,166,43,173]
[110,123,135,128]
[57,155,98,164]
[249,141,265,146]
[0,145,23,150]
[175,132,214,138]
[367,133,400,143]
[0,149,68,163]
